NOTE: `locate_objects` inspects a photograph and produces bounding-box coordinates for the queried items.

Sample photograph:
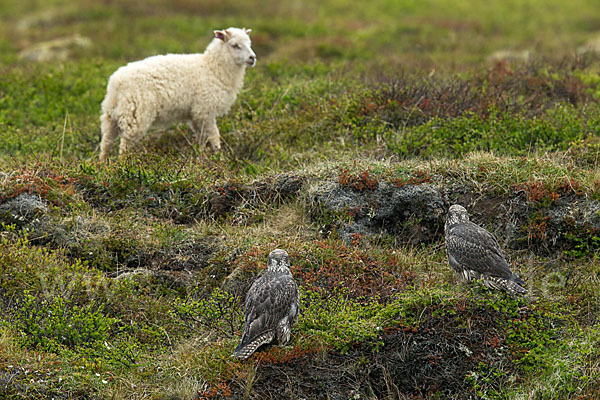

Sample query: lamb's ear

[214,30,227,41]
[244,28,252,35]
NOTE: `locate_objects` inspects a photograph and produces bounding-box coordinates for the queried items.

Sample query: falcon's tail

[511,274,526,287]
[506,274,527,295]
[482,275,527,296]
[232,331,274,360]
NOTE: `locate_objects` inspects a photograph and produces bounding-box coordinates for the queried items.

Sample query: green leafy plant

[172,287,243,338]
[12,292,117,351]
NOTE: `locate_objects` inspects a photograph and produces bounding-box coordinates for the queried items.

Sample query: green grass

[2,0,600,398]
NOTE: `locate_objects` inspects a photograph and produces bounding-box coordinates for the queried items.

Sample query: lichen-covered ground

[2,0,600,398]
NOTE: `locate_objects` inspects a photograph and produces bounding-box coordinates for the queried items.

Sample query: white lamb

[99,27,256,162]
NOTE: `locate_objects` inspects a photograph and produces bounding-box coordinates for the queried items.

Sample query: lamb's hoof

[208,147,221,159]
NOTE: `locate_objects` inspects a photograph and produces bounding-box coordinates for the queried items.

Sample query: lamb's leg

[192,116,221,153]
[118,136,130,159]
[117,108,152,160]
[190,120,206,145]
[118,128,145,159]
[99,112,118,162]
[205,118,221,153]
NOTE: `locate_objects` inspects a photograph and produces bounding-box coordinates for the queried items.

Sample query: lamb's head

[213,27,256,67]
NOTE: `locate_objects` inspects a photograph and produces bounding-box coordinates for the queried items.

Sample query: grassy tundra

[1,0,600,398]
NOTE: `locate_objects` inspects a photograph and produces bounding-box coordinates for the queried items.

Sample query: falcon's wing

[238,270,299,349]
[446,221,513,279]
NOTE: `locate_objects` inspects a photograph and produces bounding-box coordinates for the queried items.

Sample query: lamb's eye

[231,43,241,50]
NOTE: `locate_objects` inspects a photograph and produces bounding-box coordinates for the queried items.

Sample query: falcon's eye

[231,43,241,50]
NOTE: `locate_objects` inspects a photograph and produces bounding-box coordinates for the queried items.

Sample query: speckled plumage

[445,205,527,295]
[233,249,299,360]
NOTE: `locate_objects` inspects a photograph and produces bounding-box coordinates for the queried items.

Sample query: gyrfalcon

[233,249,299,359]
[445,204,527,295]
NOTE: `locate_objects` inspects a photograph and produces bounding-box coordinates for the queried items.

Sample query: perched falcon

[232,249,299,360]
[445,204,527,295]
